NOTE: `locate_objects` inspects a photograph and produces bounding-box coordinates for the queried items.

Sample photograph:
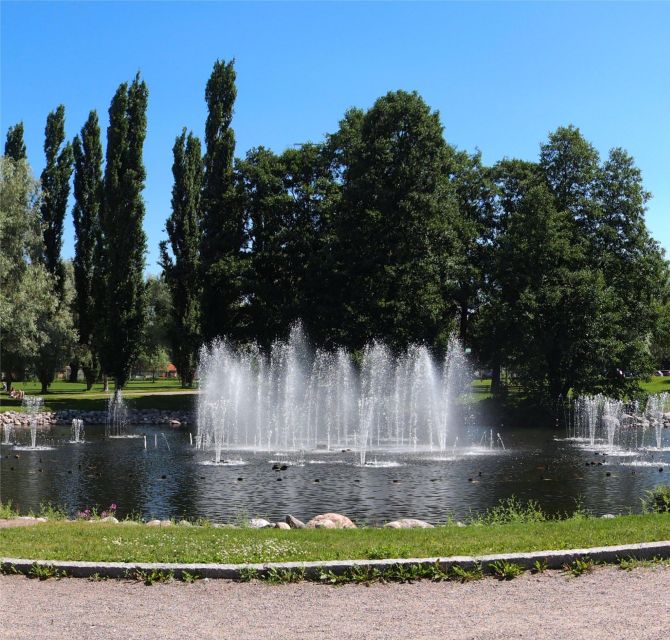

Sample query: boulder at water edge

[285,514,306,529]
[249,518,273,529]
[306,513,356,529]
[384,518,433,529]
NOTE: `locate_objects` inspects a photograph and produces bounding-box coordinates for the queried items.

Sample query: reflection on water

[1,423,668,523]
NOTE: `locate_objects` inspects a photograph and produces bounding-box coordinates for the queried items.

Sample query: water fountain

[19,395,44,449]
[105,390,127,437]
[70,418,85,443]
[197,324,472,464]
[2,422,13,446]
[645,392,668,450]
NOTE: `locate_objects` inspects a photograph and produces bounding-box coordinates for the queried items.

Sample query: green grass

[0,379,197,412]
[639,376,670,395]
[1,514,669,564]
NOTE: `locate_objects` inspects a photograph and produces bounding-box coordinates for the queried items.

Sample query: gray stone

[100,516,119,524]
[307,513,356,529]
[248,518,273,529]
[601,513,616,519]
[286,515,306,529]
[178,520,192,527]
[274,522,291,530]
[384,518,433,529]
[146,519,162,527]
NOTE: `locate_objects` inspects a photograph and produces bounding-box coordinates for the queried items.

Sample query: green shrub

[642,485,670,514]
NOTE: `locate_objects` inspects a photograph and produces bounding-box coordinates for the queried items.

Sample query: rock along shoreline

[0,409,193,428]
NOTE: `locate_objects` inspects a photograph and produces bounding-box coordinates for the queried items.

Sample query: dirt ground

[1,565,669,639]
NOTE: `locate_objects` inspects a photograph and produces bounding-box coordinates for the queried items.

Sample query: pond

[1,422,668,523]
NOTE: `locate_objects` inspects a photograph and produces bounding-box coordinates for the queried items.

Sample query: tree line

[2,59,668,402]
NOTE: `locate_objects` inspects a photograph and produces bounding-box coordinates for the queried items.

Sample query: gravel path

[1,565,668,639]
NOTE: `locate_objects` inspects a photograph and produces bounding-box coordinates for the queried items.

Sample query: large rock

[384,518,433,529]
[285,514,306,529]
[306,513,356,529]
[274,522,291,530]
[248,518,273,529]
[100,516,119,523]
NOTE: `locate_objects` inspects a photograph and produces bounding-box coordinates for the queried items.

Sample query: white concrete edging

[3,540,670,580]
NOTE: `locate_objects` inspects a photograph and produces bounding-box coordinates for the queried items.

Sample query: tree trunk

[39,367,51,394]
[83,365,97,391]
[102,374,109,392]
[459,297,468,344]
[68,359,79,383]
[491,359,501,395]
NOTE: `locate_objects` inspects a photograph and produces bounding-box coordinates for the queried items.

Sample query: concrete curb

[3,540,670,580]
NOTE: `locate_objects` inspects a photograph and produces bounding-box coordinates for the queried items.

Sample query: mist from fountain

[197,324,472,464]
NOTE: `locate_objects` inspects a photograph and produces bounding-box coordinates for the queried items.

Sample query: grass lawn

[0,379,197,413]
[1,515,669,564]
[639,376,670,395]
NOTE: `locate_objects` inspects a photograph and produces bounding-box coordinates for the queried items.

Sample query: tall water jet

[2,422,13,445]
[646,392,667,450]
[197,324,472,463]
[105,390,127,437]
[23,396,44,449]
[71,418,85,443]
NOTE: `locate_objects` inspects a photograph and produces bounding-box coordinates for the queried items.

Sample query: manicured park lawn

[0,379,196,413]
[1,514,669,564]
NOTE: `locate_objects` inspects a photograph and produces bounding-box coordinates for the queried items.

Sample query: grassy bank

[1,514,669,564]
[0,380,197,413]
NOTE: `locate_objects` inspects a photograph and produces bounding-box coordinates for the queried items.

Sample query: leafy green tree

[200,59,244,343]
[137,276,173,382]
[159,129,203,386]
[72,111,103,389]
[99,74,149,389]
[4,123,27,161]
[40,105,74,296]
[334,90,450,350]
[0,157,75,392]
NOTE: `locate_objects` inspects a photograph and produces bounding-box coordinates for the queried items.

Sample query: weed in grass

[0,501,18,519]
[474,497,546,526]
[263,567,305,584]
[180,570,200,583]
[566,558,594,577]
[237,567,259,582]
[28,563,66,580]
[531,559,548,574]
[618,556,669,571]
[128,569,174,585]
[1,563,20,576]
[448,563,483,582]
[38,502,68,520]
[489,560,524,580]
[88,572,107,582]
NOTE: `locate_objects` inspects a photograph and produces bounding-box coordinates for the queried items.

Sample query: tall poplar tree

[4,123,27,161]
[40,105,74,295]
[200,59,244,343]
[160,128,203,386]
[99,74,149,389]
[72,111,103,389]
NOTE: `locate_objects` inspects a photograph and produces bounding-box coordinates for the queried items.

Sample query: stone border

[3,540,670,580]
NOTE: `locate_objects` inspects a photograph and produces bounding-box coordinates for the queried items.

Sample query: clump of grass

[263,567,305,584]
[448,563,483,582]
[237,567,259,582]
[473,497,546,526]
[0,500,19,519]
[531,559,548,574]
[38,502,68,520]
[566,557,594,577]
[642,485,670,514]
[127,568,174,585]
[618,556,670,571]
[489,560,524,580]
[364,545,411,560]
[28,563,66,580]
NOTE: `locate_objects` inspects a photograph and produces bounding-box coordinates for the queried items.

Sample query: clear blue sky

[2,1,669,273]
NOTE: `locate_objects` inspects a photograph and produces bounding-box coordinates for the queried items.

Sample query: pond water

[2,422,669,523]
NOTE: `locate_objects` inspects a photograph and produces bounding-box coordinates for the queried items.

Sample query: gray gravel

[1,565,669,639]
